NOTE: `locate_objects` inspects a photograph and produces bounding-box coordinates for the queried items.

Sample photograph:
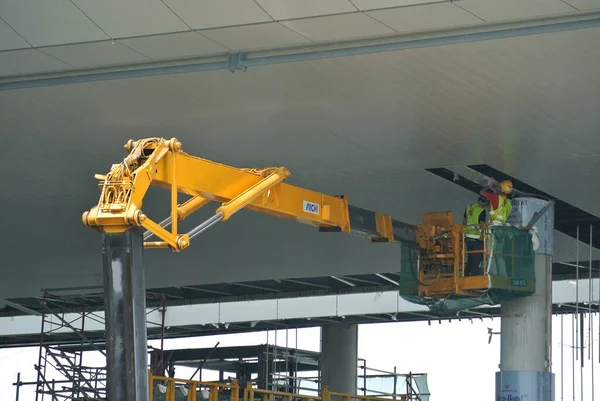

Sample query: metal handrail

[149,373,239,401]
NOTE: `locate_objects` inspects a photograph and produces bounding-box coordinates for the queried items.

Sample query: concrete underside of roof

[1,19,600,303]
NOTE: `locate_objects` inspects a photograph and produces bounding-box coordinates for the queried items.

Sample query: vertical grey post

[496,197,555,400]
[321,324,358,395]
[102,227,149,401]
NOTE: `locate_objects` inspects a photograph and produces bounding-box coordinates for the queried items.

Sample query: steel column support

[321,323,358,394]
[497,198,555,400]
[102,227,149,401]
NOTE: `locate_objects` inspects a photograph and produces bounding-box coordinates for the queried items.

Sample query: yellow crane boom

[82,137,417,251]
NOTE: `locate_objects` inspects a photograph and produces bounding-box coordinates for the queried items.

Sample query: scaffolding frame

[12,288,167,401]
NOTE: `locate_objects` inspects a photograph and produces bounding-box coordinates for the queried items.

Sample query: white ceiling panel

[456,0,576,22]
[367,2,482,32]
[119,32,227,60]
[163,0,272,29]
[254,0,356,20]
[351,0,445,11]
[563,0,600,10]
[0,49,70,77]
[72,0,188,38]
[0,0,108,47]
[281,13,394,42]
[41,41,150,69]
[0,18,30,51]
[1,27,600,298]
[200,22,310,51]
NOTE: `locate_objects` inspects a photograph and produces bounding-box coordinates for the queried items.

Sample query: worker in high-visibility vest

[463,195,489,276]
[479,179,514,276]
[480,179,513,225]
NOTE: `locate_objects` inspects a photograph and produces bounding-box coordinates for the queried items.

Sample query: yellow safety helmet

[499,180,513,194]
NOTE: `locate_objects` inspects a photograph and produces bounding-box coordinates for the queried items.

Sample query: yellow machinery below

[148,374,417,401]
[83,137,535,305]
[82,137,535,400]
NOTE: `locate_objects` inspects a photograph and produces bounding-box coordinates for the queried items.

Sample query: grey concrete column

[103,228,149,401]
[321,323,358,394]
[496,198,555,400]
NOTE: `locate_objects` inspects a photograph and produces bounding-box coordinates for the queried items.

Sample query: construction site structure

[80,137,547,400]
[11,288,167,401]
[13,317,430,401]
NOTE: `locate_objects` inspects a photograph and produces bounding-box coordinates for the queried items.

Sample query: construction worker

[463,195,489,276]
[479,179,514,277]
[479,179,513,225]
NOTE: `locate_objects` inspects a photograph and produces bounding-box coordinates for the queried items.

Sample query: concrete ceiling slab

[280,13,394,42]
[351,0,444,10]
[41,41,150,68]
[0,49,71,76]
[366,2,483,33]
[456,0,577,22]
[0,2,598,80]
[118,32,228,60]
[0,0,108,47]
[200,22,310,51]
[564,0,600,10]
[72,0,189,38]
[0,18,30,51]
[1,27,600,300]
[254,0,356,20]
[162,0,272,30]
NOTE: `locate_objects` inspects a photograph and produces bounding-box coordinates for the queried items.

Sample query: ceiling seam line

[154,0,233,50]
[251,0,276,21]
[68,0,113,41]
[36,48,76,68]
[193,30,233,51]
[0,15,34,48]
[159,0,195,31]
[346,0,361,12]
[359,10,401,33]
[450,2,488,23]
[115,41,154,61]
[276,22,315,43]
[559,0,582,12]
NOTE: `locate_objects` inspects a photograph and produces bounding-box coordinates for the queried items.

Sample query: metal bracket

[226,52,247,73]
[488,327,500,344]
[526,200,555,228]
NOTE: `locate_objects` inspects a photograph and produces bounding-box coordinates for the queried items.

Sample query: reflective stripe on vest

[489,195,512,224]
[465,204,485,240]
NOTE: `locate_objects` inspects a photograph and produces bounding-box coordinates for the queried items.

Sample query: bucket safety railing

[149,373,239,401]
[242,383,409,401]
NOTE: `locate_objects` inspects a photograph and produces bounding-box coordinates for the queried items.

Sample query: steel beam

[102,228,149,401]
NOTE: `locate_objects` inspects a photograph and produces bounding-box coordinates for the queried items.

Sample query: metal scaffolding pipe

[102,228,149,401]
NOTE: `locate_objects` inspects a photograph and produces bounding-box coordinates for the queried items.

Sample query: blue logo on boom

[303,201,320,215]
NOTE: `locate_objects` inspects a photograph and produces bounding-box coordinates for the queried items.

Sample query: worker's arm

[479,209,487,223]
[82,137,417,251]
[480,189,500,210]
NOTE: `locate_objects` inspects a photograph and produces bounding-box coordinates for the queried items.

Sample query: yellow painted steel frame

[416,212,492,298]
[82,137,395,251]
[148,373,239,401]
[243,383,408,401]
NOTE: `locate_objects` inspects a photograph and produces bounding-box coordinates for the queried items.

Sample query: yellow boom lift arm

[82,137,417,251]
[82,137,535,305]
